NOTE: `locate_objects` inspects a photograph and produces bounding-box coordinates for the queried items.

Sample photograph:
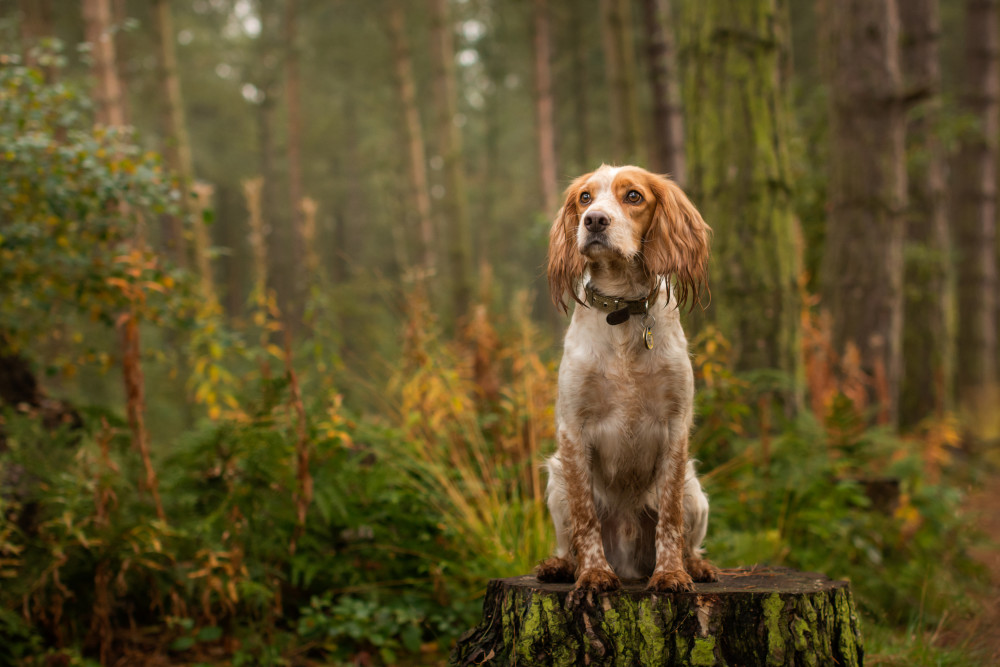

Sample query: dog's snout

[584,211,609,233]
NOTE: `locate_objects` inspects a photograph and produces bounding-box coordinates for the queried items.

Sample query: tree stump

[450,567,863,666]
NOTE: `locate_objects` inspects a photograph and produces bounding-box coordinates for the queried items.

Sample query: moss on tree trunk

[451,567,863,666]
[678,0,802,403]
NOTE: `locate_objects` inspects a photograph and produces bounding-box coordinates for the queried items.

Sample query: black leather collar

[584,283,655,326]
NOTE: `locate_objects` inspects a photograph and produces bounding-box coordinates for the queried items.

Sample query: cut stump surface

[450,567,863,666]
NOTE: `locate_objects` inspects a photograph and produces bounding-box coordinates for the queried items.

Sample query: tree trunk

[82,0,125,128]
[429,0,474,322]
[820,0,907,427]
[899,0,953,428]
[153,0,195,275]
[641,0,686,186]
[567,5,591,173]
[451,568,864,666]
[387,0,436,279]
[680,0,802,402]
[18,0,53,77]
[258,87,285,309]
[284,0,306,313]
[110,0,131,126]
[951,0,999,431]
[600,0,642,164]
[533,0,559,214]
[81,3,163,520]
[243,178,268,299]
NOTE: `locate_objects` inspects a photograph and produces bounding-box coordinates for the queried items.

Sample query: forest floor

[937,456,1000,663]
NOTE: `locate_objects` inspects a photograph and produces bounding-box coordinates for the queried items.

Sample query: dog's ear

[547,179,588,314]
[643,175,711,309]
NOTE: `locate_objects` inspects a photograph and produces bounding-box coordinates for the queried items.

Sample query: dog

[535,164,719,593]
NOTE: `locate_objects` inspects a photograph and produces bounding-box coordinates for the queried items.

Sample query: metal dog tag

[606,307,630,326]
[642,315,655,349]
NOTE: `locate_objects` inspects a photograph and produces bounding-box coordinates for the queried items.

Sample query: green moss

[791,615,810,653]
[602,596,640,664]
[637,599,666,665]
[540,595,578,667]
[834,589,862,667]
[675,633,690,663]
[690,636,718,666]
[515,592,545,664]
[763,593,786,665]
[501,590,515,656]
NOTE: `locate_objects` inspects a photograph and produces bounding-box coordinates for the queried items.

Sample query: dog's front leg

[647,446,694,592]
[558,430,619,592]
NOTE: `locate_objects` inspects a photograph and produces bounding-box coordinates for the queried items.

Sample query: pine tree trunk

[820,0,907,427]
[600,0,642,164]
[451,568,864,666]
[429,0,473,322]
[18,0,53,77]
[258,86,283,303]
[387,0,436,279]
[533,0,559,214]
[154,0,215,304]
[153,0,193,274]
[567,6,591,173]
[952,0,999,429]
[899,0,953,428]
[82,0,125,127]
[284,0,306,313]
[642,0,686,186]
[110,0,131,126]
[680,0,802,401]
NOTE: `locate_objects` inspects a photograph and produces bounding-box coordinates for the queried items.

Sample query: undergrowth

[0,290,987,665]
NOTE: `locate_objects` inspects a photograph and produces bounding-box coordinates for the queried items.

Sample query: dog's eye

[580,192,592,204]
[625,190,643,204]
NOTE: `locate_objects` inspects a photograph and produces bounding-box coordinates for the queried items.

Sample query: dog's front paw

[575,566,620,592]
[567,567,620,608]
[647,568,693,592]
[686,556,720,583]
[535,556,576,583]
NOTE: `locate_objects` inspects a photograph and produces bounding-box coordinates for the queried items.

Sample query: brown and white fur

[536,165,719,593]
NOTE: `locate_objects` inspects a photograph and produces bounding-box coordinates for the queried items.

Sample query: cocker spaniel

[536,164,719,593]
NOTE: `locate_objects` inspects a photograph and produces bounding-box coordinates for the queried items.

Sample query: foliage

[0,291,986,665]
[0,55,182,370]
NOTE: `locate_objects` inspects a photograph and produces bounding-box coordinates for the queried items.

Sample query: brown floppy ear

[643,175,711,309]
[547,178,588,313]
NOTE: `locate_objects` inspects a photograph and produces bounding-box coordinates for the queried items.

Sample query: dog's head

[547,165,711,313]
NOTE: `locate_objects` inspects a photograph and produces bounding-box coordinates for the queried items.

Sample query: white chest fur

[557,299,695,507]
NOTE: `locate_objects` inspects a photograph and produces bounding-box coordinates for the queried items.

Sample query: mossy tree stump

[451,567,863,666]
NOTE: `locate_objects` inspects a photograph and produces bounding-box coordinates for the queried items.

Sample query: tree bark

[243,177,269,299]
[680,0,802,401]
[387,0,436,279]
[642,0,686,186]
[429,0,474,322]
[451,568,864,666]
[82,0,125,128]
[18,0,53,76]
[567,5,591,173]
[951,0,999,428]
[820,0,907,427]
[600,0,642,164]
[899,0,953,428]
[284,0,306,313]
[153,0,198,280]
[533,0,559,214]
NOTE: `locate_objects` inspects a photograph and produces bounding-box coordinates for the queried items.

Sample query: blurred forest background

[1,0,1000,664]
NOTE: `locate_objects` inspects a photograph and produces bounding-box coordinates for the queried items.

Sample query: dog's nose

[583,211,609,232]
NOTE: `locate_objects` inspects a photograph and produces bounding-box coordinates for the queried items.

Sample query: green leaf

[169,636,195,652]
[196,626,223,642]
